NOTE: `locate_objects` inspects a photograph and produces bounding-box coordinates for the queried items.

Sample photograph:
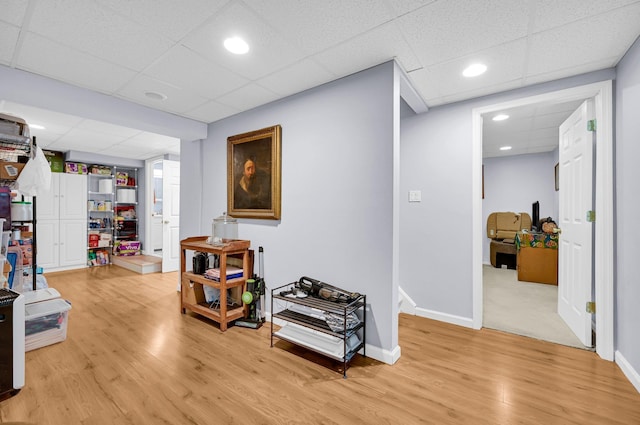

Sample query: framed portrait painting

[227,125,281,220]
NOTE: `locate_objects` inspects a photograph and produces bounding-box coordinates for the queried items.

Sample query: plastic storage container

[212,212,238,244]
[24,297,71,351]
[10,201,32,221]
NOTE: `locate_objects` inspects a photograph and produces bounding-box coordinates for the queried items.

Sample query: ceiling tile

[15,33,138,94]
[313,22,422,76]
[0,0,28,26]
[0,23,20,66]
[532,0,640,33]
[76,119,141,139]
[143,45,248,99]
[410,39,528,105]
[384,0,438,16]
[527,4,640,75]
[27,0,174,71]
[182,2,306,81]
[0,101,84,135]
[127,131,178,146]
[184,100,239,123]
[257,59,335,98]
[245,0,396,55]
[216,83,280,112]
[115,74,209,114]
[99,0,229,41]
[397,0,530,67]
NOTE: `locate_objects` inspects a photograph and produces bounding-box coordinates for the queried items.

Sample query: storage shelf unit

[87,173,114,266]
[271,281,366,378]
[180,236,250,332]
[112,166,139,256]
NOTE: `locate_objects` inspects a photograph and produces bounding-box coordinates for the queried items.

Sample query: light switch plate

[408,190,421,202]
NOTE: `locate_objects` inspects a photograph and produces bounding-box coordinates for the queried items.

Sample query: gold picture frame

[227,125,281,220]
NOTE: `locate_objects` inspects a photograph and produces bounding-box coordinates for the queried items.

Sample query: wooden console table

[180,236,250,331]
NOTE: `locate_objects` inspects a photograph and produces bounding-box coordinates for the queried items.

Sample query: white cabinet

[37,173,87,271]
[38,173,86,220]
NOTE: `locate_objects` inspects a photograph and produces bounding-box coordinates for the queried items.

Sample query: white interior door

[558,99,594,347]
[162,160,180,272]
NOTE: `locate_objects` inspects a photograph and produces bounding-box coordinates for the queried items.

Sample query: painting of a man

[234,155,271,209]
[227,125,281,219]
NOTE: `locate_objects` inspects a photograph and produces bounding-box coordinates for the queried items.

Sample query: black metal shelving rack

[271,281,366,378]
[0,130,37,291]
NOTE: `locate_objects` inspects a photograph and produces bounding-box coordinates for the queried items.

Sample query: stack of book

[204,266,243,281]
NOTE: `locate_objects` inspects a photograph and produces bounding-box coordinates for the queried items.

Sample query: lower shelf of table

[182,301,245,323]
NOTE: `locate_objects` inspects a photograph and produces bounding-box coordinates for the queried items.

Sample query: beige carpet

[483,265,587,349]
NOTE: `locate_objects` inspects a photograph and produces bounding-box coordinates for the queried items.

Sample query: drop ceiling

[1,0,639,160]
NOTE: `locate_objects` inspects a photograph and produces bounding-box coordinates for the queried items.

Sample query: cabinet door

[36,173,60,221]
[59,219,87,267]
[36,220,59,270]
[60,174,87,220]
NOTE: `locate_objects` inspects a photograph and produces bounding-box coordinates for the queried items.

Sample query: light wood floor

[1,266,639,424]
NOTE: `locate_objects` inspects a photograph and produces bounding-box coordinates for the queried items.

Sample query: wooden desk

[180,236,250,331]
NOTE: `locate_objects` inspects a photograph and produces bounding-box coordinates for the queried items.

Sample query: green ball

[242,291,253,304]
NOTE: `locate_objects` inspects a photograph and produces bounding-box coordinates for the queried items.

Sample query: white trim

[616,350,640,394]
[398,66,428,114]
[398,287,417,315]
[366,343,402,365]
[472,80,614,361]
[144,157,162,257]
[414,307,475,329]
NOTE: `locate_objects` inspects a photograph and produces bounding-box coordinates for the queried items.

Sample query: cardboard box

[517,246,558,285]
[65,162,88,174]
[113,240,140,256]
[43,150,65,173]
[0,162,25,180]
[90,165,112,175]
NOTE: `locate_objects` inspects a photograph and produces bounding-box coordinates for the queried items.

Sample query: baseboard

[268,314,400,365]
[398,287,416,315]
[414,307,474,329]
[615,350,640,394]
[365,343,401,365]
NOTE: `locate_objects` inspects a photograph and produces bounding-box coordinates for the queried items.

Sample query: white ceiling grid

[0,0,638,159]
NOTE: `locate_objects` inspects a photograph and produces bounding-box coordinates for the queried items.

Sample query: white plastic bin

[24,298,71,351]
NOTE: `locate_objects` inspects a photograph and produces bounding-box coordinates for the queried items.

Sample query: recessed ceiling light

[29,124,45,130]
[144,91,167,101]
[462,63,487,77]
[224,36,249,55]
[500,146,512,151]
[492,114,509,121]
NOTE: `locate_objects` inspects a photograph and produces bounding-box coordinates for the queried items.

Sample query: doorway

[481,99,593,349]
[145,157,181,272]
[472,81,614,361]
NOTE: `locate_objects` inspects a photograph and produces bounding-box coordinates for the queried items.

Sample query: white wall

[399,68,615,324]
[180,62,399,361]
[482,152,557,264]
[615,35,640,390]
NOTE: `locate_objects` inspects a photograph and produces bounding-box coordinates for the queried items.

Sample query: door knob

[553,227,561,234]
[164,220,170,224]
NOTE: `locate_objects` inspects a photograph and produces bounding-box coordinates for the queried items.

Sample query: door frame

[471,80,614,361]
